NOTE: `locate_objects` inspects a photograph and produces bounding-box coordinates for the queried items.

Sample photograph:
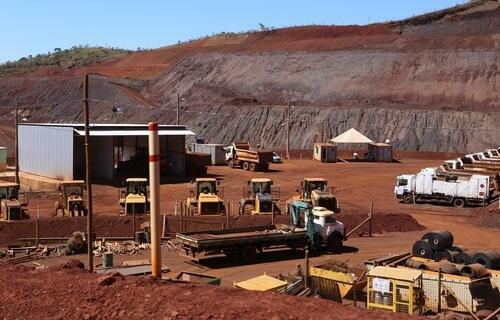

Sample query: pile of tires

[411,230,500,270]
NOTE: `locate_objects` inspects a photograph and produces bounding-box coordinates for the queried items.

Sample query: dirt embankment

[0,213,424,247]
[0,263,420,320]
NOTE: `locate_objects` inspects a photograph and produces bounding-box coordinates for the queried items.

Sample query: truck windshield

[398,179,408,186]
[324,216,335,224]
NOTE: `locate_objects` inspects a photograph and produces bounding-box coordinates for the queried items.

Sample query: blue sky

[0,0,465,63]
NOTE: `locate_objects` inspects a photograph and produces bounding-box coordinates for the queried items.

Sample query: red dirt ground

[0,262,421,320]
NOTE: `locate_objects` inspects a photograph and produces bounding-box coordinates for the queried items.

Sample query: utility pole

[14,103,19,184]
[176,93,180,126]
[286,101,291,159]
[83,74,94,272]
[148,122,161,278]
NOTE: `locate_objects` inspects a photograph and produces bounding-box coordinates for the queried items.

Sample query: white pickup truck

[395,167,492,207]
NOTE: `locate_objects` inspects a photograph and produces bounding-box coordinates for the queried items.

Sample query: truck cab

[119,178,149,215]
[394,174,416,203]
[289,201,344,252]
[187,178,225,215]
[0,182,28,220]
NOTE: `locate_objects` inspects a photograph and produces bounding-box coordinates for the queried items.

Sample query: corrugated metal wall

[19,125,74,180]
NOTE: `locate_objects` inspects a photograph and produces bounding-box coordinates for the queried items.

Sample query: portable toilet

[0,147,6,171]
[313,143,337,163]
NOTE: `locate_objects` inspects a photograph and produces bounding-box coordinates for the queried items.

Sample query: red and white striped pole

[148,122,161,278]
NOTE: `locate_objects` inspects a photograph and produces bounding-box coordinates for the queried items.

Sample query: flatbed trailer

[177,225,308,262]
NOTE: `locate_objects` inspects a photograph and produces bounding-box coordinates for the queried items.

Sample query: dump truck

[54,180,86,217]
[395,168,493,207]
[119,178,149,215]
[287,178,340,213]
[186,178,225,215]
[0,182,29,220]
[239,178,280,215]
[176,200,345,262]
[224,142,273,172]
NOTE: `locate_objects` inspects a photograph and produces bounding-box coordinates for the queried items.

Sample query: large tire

[452,198,466,208]
[249,163,256,172]
[326,234,343,253]
[242,162,250,170]
[403,194,414,204]
[433,249,459,263]
[228,160,234,168]
[422,231,454,251]
[455,250,476,265]
[412,239,434,258]
[472,251,500,269]
[239,245,257,262]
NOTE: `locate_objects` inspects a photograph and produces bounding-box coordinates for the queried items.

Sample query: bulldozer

[55,180,87,217]
[239,178,280,215]
[0,182,29,220]
[186,178,225,215]
[287,178,340,214]
[119,178,149,215]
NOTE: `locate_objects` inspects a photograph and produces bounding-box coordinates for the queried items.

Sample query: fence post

[226,201,230,229]
[369,202,373,237]
[437,268,442,313]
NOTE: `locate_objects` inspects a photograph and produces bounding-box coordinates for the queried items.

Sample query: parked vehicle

[224,142,273,171]
[55,180,86,217]
[239,178,280,215]
[272,152,283,163]
[0,182,29,220]
[176,200,345,262]
[395,168,492,207]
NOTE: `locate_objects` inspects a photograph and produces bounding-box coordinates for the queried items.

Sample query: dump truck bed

[177,225,307,257]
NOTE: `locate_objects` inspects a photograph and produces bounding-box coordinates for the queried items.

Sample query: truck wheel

[452,198,466,208]
[403,194,414,204]
[228,160,234,168]
[242,162,250,170]
[327,234,343,253]
[249,163,256,171]
[239,245,257,262]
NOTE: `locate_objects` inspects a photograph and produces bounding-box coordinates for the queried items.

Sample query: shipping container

[190,143,226,165]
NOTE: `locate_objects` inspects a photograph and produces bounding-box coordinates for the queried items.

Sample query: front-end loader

[119,178,149,215]
[55,180,86,217]
[0,182,29,220]
[239,178,280,215]
[186,178,225,215]
[287,178,340,213]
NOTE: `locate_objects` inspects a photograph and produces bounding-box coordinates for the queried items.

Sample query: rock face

[0,1,499,154]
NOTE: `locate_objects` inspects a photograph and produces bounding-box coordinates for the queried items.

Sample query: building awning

[73,129,195,136]
[331,128,373,144]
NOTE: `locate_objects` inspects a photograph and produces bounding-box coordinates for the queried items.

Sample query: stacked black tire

[412,230,500,270]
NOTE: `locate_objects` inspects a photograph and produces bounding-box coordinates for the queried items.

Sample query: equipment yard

[1,1,500,319]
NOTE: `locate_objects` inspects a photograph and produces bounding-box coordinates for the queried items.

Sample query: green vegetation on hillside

[0,45,133,75]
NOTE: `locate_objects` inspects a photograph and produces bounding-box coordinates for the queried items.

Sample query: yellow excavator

[186,178,225,215]
[119,178,149,215]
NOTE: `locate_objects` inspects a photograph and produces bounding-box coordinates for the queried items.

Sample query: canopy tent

[330,128,373,144]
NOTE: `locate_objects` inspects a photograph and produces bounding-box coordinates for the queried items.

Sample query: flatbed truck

[177,201,345,262]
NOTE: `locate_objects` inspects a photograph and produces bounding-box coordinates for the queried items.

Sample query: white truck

[395,167,492,207]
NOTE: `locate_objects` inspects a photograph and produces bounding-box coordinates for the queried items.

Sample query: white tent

[331,128,373,144]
